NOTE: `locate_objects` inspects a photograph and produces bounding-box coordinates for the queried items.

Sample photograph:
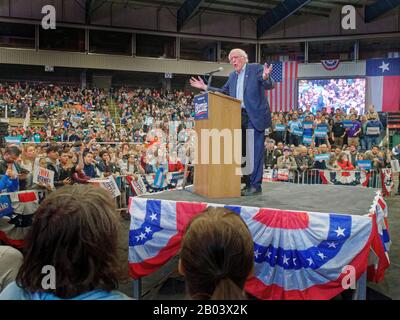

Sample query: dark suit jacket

[209,63,275,131]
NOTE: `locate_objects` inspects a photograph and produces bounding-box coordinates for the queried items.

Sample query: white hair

[228,48,248,62]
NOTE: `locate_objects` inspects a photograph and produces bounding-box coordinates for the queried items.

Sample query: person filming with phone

[0,146,28,191]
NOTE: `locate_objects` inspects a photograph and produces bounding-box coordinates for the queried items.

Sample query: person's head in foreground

[0,184,128,300]
[179,207,254,300]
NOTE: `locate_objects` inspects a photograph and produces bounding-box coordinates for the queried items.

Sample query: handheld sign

[263,169,275,182]
[33,166,55,188]
[5,136,22,145]
[315,153,330,162]
[89,176,121,198]
[315,128,328,138]
[293,128,303,136]
[0,195,14,217]
[130,176,147,196]
[167,172,185,188]
[343,120,353,128]
[366,127,380,135]
[357,160,372,170]
[303,122,314,129]
[303,135,313,145]
[277,169,289,181]
[275,124,286,132]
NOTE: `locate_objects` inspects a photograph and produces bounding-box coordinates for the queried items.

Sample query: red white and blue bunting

[321,59,340,71]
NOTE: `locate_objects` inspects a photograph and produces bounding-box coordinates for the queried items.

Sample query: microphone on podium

[205,67,224,75]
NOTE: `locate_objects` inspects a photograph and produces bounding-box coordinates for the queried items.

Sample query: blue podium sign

[194,93,209,120]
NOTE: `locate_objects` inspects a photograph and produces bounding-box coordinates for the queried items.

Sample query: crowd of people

[1,82,399,301]
[2,83,195,145]
[1,184,252,300]
[269,103,383,150]
[298,78,366,115]
[0,83,398,194]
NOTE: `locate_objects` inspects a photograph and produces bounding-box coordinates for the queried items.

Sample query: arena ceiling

[84,0,399,37]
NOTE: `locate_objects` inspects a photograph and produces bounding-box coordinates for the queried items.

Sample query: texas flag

[366,58,400,112]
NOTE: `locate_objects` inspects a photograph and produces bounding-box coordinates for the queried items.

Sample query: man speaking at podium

[190,48,275,196]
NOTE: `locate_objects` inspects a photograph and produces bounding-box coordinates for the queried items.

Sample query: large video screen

[298,78,366,114]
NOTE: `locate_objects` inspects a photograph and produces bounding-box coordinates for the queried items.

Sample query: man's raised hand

[189,76,207,91]
[263,63,273,80]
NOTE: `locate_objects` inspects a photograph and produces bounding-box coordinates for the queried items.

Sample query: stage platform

[132,182,385,300]
[141,182,378,216]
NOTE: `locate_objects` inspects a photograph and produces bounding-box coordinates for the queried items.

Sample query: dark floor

[117,182,400,300]
[142,182,378,216]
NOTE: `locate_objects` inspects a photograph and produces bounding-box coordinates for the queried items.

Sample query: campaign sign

[263,169,275,182]
[303,135,313,145]
[366,127,380,135]
[5,136,22,145]
[130,176,147,196]
[343,120,353,128]
[357,160,372,170]
[0,195,13,217]
[275,124,286,132]
[277,169,289,181]
[89,176,121,198]
[303,122,314,129]
[167,172,185,188]
[315,128,328,138]
[33,167,55,188]
[315,153,330,161]
[293,128,303,136]
[194,93,208,120]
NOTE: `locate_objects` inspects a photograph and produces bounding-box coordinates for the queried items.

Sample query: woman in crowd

[20,144,36,174]
[0,185,129,300]
[327,156,341,171]
[179,207,253,300]
[122,153,145,176]
[365,104,379,120]
[355,153,367,171]
[337,152,355,171]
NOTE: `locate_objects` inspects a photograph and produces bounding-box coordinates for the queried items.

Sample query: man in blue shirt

[365,114,384,150]
[288,115,302,146]
[190,49,275,196]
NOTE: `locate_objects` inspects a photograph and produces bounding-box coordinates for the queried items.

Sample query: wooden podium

[194,91,241,199]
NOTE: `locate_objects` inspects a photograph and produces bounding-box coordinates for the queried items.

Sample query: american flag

[268,61,299,113]
[128,197,390,299]
[0,190,40,248]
